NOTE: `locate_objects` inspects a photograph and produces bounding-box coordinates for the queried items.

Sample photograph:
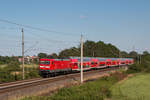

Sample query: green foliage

[0,64,40,83]
[59,40,121,58]
[5,61,20,72]
[25,68,40,79]
[143,51,149,55]
[59,47,80,58]
[0,56,11,64]
[21,72,127,100]
[120,51,129,58]
[47,53,58,59]
[127,53,150,73]
[111,73,150,100]
[127,63,142,73]
[38,53,47,59]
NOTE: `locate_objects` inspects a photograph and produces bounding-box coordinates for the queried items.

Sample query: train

[38,57,134,77]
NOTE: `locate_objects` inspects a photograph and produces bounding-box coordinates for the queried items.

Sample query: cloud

[80,14,87,19]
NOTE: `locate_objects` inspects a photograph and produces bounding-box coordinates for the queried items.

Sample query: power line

[24,41,39,54]
[0,19,79,36]
[24,29,79,43]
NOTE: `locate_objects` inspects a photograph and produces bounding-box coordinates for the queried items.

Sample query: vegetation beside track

[0,62,40,83]
[111,73,150,100]
[108,53,150,100]
[21,52,150,100]
[0,40,148,83]
[21,72,127,100]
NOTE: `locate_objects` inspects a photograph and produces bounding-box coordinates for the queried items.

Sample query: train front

[39,59,53,77]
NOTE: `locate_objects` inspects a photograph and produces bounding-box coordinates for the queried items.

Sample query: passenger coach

[39,57,134,77]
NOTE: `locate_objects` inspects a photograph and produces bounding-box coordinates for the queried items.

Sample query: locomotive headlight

[45,66,49,68]
[40,66,49,68]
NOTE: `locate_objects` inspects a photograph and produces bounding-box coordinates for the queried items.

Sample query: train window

[99,64,105,66]
[52,61,54,65]
[121,62,125,64]
[74,63,78,66]
[91,62,94,65]
[40,61,50,65]
[106,62,110,64]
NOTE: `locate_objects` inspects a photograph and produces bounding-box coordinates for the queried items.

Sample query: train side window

[91,62,94,65]
[52,61,54,65]
[74,63,77,66]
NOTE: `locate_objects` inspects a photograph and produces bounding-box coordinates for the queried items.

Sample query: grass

[20,64,38,68]
[21,72,127,100]
[111,73,150,100]
[0,64,7,68]
[0,64,40,83]
[0,64,38,68]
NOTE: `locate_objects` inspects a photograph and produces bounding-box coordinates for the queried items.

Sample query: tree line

[0,40,149,82]
[37,40,144,60]
[0,40,148,64]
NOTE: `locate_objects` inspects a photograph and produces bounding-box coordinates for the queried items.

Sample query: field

[21,72,127,100]
[0,64,38,68]
[111,73,150,100]
[0,64,7,68]
[0,63,39,83]
[20,64,38,68]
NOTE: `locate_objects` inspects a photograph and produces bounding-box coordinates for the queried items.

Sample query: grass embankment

[21,72,127,100]
[0,64,38,68]
[111,73,150,100]
[0,64,7,68]
[0,64,40,83]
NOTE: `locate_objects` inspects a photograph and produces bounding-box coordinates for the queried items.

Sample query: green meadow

[111,73,150,100]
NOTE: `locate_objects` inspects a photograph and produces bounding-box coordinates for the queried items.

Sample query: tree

[121,51,129,58]
[129,51,138,58]
[38,53,47,59]
[83,40,96,57]
[58,40,120,58]
[59,47,80,58]
[143,51,149,56]
[5,61,20,72]
[47,53,58,59]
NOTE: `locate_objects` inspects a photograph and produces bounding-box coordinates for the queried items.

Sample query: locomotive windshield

[40,61,50,65]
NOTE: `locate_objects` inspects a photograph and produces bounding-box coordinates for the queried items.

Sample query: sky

[0,0,150,56]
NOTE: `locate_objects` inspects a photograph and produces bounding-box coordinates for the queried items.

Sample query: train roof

[70,57,133,61]
[40,57,134,62]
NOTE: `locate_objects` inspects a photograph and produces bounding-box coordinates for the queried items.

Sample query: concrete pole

[80,34,83,83]
[22,28,25,80]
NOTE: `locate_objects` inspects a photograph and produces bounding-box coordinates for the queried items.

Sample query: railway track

[0,66,122,94]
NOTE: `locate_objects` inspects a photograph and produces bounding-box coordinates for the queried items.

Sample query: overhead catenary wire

[0,19,81,44]
[0,19,81,56]
[0,19,79,36]
[24,29,79,43]
[24,41,39,54]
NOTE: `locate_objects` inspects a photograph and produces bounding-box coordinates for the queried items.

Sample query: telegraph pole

[119,50,120,68]
[80,34,83,83]
[22,28,25,80]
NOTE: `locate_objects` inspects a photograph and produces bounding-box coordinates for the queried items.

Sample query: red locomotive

[39,57,134,77]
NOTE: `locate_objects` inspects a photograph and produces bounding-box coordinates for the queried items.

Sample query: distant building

[18,56,39,64]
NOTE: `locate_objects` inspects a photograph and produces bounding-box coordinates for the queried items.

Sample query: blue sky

[0,0,150,56]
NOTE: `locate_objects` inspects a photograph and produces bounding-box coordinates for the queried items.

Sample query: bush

[5,61,20,72]
[0,64,40,83]
[25,69,40,79]
[21,72,128,100]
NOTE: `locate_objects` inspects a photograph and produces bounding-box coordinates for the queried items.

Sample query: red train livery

[39,57,134,77]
